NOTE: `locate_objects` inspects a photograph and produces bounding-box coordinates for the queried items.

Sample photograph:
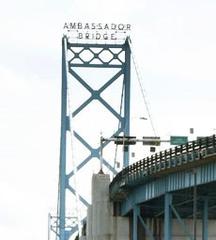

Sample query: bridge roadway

[109,135,216,239]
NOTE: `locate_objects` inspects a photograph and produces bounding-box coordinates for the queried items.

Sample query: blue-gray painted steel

[69,63,123,68]
[133,205,139,240]
[121,160,216,215]
[170,203,193,239]
[123,38,131,167]
[68,42,125,69]
[68,42,125,48]
[69,68,123,120]
[138,214,155,240]
[59,36,68,240]
[108,136,216,239]
[110,135,216,203]
[57,37,132,239]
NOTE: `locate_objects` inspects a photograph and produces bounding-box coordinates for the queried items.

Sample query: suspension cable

[128,38,157,136]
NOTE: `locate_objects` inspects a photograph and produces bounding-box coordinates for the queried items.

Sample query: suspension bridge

[48,27,216,240]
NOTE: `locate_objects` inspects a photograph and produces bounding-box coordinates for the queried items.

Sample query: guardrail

[110,135,216,200]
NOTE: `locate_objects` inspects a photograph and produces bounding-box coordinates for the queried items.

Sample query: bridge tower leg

[123,40,131,167]
[53,36,132,240]
[59,37,68,240]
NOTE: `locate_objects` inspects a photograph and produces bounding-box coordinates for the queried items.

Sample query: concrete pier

[86,173,129,240]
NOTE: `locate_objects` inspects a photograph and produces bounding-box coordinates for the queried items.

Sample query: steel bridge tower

[51,36,132,240]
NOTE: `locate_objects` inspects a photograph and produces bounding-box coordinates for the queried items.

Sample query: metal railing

[110,135,216,200]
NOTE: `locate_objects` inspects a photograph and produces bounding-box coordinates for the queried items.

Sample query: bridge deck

[110,135,216,216]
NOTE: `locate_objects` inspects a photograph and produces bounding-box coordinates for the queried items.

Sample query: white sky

[0,0,216,240]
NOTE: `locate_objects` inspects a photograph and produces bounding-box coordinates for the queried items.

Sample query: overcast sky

[1,0,216,240]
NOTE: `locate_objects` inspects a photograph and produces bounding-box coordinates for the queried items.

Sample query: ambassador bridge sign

[63,22,131,41]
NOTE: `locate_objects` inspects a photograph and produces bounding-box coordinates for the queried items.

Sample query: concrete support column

[87,206,92,240]
[86,173,129,240]
[202,197,208,240]
[91,174,111,240]
[164,193,172,240]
